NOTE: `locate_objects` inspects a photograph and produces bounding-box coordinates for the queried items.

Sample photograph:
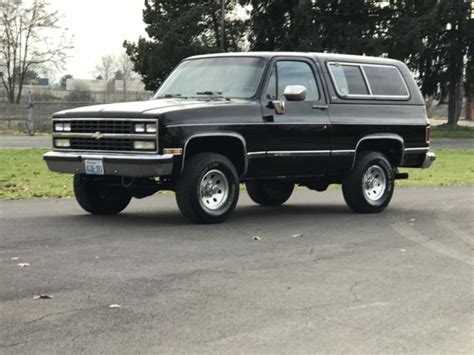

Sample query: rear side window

[328,64,369,96]
[363,65,409,97]
[328,62,410,99]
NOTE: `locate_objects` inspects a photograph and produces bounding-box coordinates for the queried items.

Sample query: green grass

[0,149,73,200]
[431,125,474,139]
[397,149,474,187]
[0,148,472,200]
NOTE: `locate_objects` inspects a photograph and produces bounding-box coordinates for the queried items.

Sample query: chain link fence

[0,101,102,134]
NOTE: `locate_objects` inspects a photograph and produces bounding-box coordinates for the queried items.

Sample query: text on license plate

[84,159,104,175]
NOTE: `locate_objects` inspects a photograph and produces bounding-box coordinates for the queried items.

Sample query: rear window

[328,62,409,99]
[362,65,409,97]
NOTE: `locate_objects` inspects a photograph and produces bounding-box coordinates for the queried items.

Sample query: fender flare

[352,134,405,169]
[181,132,248,176]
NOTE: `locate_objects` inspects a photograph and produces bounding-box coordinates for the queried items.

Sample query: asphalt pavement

[1,187,473,353]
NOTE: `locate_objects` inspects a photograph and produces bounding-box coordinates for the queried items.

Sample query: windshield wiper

[156,94,186,99]
[195,91,231,101]
[196,91,223,96]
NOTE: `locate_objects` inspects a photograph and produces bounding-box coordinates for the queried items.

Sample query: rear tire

[342,152,394,213]
[73,175,131,215]
[246,180,294,206]
[175,153,239,224]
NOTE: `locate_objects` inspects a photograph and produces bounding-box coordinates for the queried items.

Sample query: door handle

[312,105,328,110]
[263,115,274,123]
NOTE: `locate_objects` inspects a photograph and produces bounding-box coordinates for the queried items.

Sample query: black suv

[44,52,435,223]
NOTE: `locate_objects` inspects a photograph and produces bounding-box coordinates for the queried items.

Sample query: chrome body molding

[268,150,331,157]
[248,150,354,157]
[43,151,174,177]
[53,132,156,140]
[404,147,430,153]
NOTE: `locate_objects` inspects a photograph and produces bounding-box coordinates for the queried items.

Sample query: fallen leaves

[33,294,53,300]
[291,234,303,238]
[18,263,30,268]
[109,304,122,309]
[252,236,262,241]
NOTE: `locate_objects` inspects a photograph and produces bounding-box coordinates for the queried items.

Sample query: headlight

[135,124,145,133]
[63,123,71,132]
[54,123,64,132]
[133,141,156,150]
[55,139,70,148]
[146,123,157,133]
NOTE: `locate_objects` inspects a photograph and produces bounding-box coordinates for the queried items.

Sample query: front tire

[73,175,131,215]
[342,152,395,213]
[246,180,294,206]
[175,153,239,224]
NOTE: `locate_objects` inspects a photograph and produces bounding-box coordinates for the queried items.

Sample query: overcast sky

[49,0,147,80]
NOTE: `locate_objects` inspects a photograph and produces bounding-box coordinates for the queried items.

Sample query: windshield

[154,57,267,99]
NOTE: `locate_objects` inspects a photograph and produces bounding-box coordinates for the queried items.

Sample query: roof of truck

[187,51,403,66]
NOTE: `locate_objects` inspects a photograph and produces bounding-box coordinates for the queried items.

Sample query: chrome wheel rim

[362,165,386,204]
[199,169,229,211]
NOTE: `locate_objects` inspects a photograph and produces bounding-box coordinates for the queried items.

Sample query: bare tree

[95,54,115,83]
[0,0,72,104]
[115,52,135,100]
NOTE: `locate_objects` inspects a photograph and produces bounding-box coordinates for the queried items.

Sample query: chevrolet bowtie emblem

[92,131,105,140]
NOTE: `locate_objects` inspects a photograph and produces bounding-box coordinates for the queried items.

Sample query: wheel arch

[181,132,248,176]
[353,134,405,169]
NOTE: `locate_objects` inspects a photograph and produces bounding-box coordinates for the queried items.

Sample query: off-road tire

[342,152,395,213]
[175,153,239,224]
[73,175,131,215]
[246,180,294,206]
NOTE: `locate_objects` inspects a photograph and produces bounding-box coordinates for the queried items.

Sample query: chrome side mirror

[284,85,307,101]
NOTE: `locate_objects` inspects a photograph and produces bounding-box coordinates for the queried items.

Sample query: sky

[48,0,147,80]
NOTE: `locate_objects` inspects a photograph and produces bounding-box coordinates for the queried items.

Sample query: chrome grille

[52,118,158,153]
[70,120,133,134]
[70,138,134,151]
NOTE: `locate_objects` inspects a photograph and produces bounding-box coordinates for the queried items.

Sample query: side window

[363,65,409,97]
[328,64,369,96]
[264,65,277,100]
[276,61,319,101]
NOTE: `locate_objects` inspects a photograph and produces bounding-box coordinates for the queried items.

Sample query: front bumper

[421,152,436,169]
[43,151,174,177]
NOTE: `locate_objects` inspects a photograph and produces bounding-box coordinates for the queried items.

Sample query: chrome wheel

[362,165,387,204]
[199,169,229,211]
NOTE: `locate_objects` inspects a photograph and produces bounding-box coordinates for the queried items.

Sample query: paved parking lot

[1,187,473,353]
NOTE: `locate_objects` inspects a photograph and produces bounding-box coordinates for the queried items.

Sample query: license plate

[84,159,104,175]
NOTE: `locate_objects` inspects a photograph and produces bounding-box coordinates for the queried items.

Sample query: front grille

[70,138,134,151]
[53,118,158,153]
[70,120,133,134]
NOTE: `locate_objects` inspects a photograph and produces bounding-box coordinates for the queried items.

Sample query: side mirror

[284,85,307,101]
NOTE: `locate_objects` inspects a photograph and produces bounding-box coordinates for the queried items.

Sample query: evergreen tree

[124,0,247,91]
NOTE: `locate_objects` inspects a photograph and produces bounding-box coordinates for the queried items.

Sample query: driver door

[261,58,331,176]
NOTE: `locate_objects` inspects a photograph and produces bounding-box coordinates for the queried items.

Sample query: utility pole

[220,0,225,52]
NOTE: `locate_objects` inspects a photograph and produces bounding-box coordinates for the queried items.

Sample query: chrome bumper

[43,151,174,177]
[421,152,436,169]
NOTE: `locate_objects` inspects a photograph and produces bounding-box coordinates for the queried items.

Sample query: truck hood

[53,98,239,118]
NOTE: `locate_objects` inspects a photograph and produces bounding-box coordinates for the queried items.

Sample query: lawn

[0,148,473,200]
[431,125,474,139]
[0,149,73,200]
